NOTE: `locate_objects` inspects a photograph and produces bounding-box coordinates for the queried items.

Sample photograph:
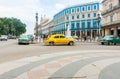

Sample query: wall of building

[102,0,120,36]
[37,17,53,39]
[53,2,101,40]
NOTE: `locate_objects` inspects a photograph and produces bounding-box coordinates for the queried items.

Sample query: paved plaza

[0,40,120,79]
[0,50,120,79]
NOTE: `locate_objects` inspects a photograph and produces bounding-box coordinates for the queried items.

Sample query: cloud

[0,0,103,34]
[55,3,66,12]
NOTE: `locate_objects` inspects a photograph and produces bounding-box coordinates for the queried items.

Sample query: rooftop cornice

[54,1,101,17]
[66,1,101,9]
[102,0,107,3]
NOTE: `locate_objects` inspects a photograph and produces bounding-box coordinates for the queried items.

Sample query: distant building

[34,16,54,39]
[102,0,120,36]
[53,2,101,40]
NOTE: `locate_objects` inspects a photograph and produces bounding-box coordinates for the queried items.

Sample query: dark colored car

[99,35,120,45]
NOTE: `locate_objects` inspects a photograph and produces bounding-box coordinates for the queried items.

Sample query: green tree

[0,17,26,36]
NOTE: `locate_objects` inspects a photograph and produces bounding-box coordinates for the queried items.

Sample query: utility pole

[35,12,39,42]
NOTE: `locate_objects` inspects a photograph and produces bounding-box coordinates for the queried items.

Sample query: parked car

[27,35,34,43]
[8,35,16,39]
[44,34,76,46]
[18,36,30,45]
[0,35,8,41]
[98,35,120,45]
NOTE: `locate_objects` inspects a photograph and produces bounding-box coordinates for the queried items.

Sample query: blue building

[53,2,101,40]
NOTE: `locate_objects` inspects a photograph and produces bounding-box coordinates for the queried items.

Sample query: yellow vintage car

[44,34,76,46]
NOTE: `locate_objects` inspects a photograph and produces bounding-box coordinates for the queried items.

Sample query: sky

[0,0,103,35]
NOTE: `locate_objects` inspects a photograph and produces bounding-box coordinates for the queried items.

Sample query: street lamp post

[35,12,39,42]
[97,13,101,37]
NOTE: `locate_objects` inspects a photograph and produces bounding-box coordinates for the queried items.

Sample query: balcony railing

[102,5,120,15]
[102,20,120,27]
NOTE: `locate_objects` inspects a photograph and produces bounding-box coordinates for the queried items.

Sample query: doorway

[118,29,120,37]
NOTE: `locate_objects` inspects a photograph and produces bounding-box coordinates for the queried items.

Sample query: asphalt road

[0,40,120,79]
[0,39,120,63]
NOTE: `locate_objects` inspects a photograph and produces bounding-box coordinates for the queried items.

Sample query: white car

[0,35,8,41]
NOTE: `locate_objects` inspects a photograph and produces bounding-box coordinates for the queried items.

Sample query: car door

[59,36,68,44]
[54,36,60,44]
[116,37,120,43]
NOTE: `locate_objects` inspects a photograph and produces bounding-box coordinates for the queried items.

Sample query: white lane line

[73,57,120,79]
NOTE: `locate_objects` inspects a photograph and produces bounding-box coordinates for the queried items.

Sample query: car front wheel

[49,42,54,46]
[68,41,74,46]
[114,43,116,45]
[101,42,104,45]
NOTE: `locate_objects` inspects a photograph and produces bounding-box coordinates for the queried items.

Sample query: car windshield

[20,36,28,38]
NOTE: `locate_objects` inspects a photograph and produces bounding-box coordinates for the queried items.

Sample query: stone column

[91,30,93,41]
[114,27,118,36]
[102,29,105,37]
[74,30,76,36]
[80,30,82,41]
[105,28,110,36]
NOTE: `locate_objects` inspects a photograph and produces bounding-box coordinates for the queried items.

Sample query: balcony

[102,5,120,15]
[102,20,120,27]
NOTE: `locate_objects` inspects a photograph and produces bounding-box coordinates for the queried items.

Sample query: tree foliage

[0,17,26,36]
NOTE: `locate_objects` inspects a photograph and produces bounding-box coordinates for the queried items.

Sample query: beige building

[36,16,53,38]
[102,0,120,36]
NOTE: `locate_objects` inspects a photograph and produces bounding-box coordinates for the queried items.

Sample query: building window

[119,0,120,6]
[72,8,75,13]
[77,15,80,19]
[82,22,85,29]
[76,8,80,12]
[88,6,91,11]
[93,20,97,28]
[94,13,96,17]
[82,14,85,18]
[66,16,69,20]
[94,5,97,10]
[71,23,75,29]
[76,23,80,28]
[66,10,67,14]
[66,9,70,14]
[72,16,74,20]
[110,15,113,22]
[81,7,85,11]
[87,22,91,28]
[66,23,68,28]
[63,11,65,15]
[109,3,113,9]
[88,14,90,18]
